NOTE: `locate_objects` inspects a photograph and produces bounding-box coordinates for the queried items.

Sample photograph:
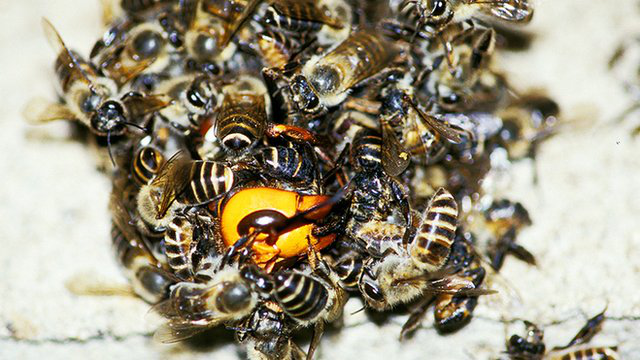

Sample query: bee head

[290,75,321,114]
[91,100,127,136]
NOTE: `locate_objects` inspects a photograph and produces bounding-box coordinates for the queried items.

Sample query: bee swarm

[27,0,607,359]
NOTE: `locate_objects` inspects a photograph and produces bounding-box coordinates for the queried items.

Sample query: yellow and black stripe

[273,271,328,321]
[411,187,457,271]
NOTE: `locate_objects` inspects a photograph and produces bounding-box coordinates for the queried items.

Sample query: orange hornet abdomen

[217,187,336,271]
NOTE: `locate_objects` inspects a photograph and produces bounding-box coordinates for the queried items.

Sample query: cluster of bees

[27,0,619,359]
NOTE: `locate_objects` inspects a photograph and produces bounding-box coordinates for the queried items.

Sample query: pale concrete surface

[1,1,639,359]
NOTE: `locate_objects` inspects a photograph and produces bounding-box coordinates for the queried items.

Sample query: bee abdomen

[257,30,298,69]
[164,216,195,280]
[411,188,457,270]
[274,271,328,321]
[333,256,363,290]
[182,161,235,205]
[257,146,313,183]
[132,147,165,186]
[352,129,383,170]
[552,347,619,360]
[216,95,266,152]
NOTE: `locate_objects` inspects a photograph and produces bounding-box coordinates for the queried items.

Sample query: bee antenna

[107,131,116,168]
[350,306,366,315]
[123,121,148,133]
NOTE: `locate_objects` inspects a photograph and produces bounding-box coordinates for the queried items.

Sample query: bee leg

[306,320,325,360]
[400,294,436,340]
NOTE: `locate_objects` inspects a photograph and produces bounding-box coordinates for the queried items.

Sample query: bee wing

[153,318,213,343]
[109,190,145,249]
[121,92,173,119]
[380,119,410,177]
[23,98,76,124]
[412,103,463,145]
[270,0,344,29]
[423,277,497,296]
[151,151,193,218]
[476,0,534,23]
[41,18,95,90]
[216,0,263,47]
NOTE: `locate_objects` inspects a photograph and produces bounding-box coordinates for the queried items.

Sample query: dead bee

[495,92,559,160]
[482,199,534,271]
[505,310,618,360]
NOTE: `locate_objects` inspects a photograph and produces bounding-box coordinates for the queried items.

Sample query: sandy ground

[1,1,639,359]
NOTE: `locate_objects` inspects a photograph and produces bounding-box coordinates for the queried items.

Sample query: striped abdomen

[181,161,235,205]
[132,146,165,186]
[410,187,457,271]
[121,0,168,14]
[164,216,195,280]
[257,30,299,69]
[215,94,266,153]
[351,128,383,171]
[273,271,328,321]
[550,347,619,360]
[264,0,341,33]
[257,145,314,184]
[333,256,363,290]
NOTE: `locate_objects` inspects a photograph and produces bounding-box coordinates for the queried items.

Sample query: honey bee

[282,29,400,115]
[154,74,219,133]
[214,75,270,156]
[505,310,619,360]
[183,0,262,65]
[356,187,461,310]
[418,26,497,111]
[237,305,306,360]
[137,151,237,227]
[396,0,533,35]
[110,176,177,303]
[495,92,559,160]
[26,19,170,139]
[342,128,412,254]
[482,199,534,271]
[91,22,171,86]
[262,0,352,45]
[152,264,259,343]
[379,80,472,171]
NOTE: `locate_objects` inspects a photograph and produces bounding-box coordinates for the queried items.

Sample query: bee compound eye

[362,281,385,303]
[194,33,218,59]
[428,0,448,17]
[132,30,163,59]
[217,282,252,313]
